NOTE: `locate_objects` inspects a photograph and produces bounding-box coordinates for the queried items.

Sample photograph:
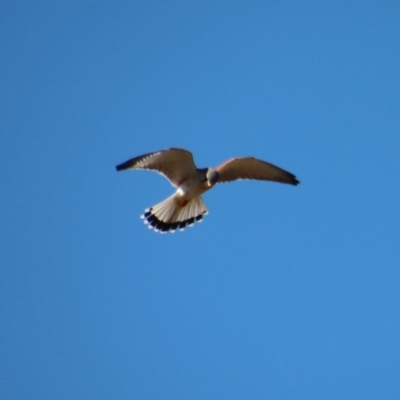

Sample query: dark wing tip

[291,176,300,186]
[115,151,155,171]
[116,161,131,171]
[283,170,300,186]
[116,148,192,173]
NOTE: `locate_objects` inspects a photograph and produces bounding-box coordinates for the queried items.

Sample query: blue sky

[1,1,400,399]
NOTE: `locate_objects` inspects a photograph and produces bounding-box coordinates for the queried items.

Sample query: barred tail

[140,194,208,233]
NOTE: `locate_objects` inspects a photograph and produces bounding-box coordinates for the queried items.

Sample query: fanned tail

[140,194,208,233]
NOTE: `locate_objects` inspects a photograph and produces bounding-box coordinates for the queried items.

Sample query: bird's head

[199,168,219,187]
[206,168,219,187]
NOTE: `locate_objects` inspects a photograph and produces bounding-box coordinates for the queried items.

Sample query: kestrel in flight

[116,148,299,233]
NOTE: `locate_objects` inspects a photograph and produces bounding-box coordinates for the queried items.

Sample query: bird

[116,148,299,233]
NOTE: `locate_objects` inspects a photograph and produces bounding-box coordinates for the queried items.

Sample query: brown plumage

[116,148,299,233]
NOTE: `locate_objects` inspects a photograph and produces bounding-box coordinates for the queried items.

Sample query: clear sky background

[1,1,400,399]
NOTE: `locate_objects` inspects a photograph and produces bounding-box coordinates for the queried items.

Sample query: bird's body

[116,148,299,233]
[175,168,214,201]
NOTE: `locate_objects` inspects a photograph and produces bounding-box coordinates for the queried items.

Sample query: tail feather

[141,194,208,233]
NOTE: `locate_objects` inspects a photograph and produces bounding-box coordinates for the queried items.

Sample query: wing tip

[116,161,129,171]
[291,176,300,185]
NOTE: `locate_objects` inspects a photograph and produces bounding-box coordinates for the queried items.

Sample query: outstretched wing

[116,148,197,187]
[216,157,299,185]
